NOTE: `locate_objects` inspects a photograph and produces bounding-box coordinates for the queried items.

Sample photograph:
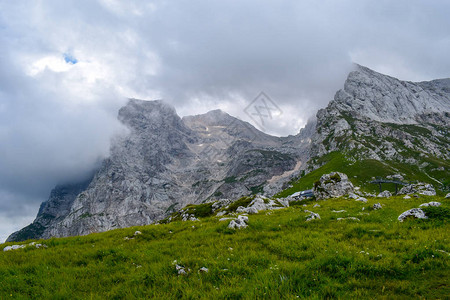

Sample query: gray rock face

[313,172,354,200]
[308,64,450,168]
[9,100,309,241]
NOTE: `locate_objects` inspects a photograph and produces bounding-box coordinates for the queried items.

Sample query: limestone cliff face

[309,65,450,163]
[9,100,309,241]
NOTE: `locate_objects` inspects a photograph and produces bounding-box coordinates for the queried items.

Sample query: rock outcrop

[313,172,354,200]
[398,183,436,196]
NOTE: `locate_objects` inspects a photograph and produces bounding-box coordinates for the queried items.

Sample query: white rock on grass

[403,195,411,199]
[3,242,47,251]
[398,208,427,222]
[332,210,346,213]
[134,231,142,235]
[373,203,382,210]
[176,264,188,275]
[445,193,450,199]
[419,202,441,207]
[228,215,248,229]
[355,197,368,203]
[313,204,320,208]
[377,190,391,198]
[3,245,25,251]
[305,210,320,222]
[348,193,359,199]
[216,211,226,217]
[198,267,209,273]
[337,217,360,221]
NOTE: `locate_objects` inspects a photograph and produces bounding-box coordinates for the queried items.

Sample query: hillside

[1,194,448,299]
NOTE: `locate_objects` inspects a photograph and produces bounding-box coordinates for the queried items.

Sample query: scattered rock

[305,210,320,222]
[332,210,346,213]
[373,203,382,210]
[216,211,226,217]
[235,196,288,215]
[181,213,199,222]
[175,264,189,275]
[348,193,359,199]
[313,172,354,200]
[398,208,427,222]
[337,217,360,221]
[3,245,25,251]
[386,174,404,181]
[134,231,142,236]
[198,267,209,273]
[419,202,441,207]
[228,215,249,229]
[313,204,320,208]
[219,217,233,222]
[3,242,47,251]
[445,193,450,199]
[398,183,436,196]
[212,199,233,212]
[377,190,391,198]
[403,195,411,199]
[355,197,368,203]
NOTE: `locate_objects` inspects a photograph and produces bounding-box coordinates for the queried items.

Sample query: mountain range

[7,64,450,242]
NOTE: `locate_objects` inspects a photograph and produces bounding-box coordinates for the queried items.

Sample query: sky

[1,0,450,243]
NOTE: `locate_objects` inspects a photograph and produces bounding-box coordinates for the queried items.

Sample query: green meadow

[1,195,449,299]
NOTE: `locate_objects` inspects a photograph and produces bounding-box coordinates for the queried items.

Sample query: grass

[1,195,448,299]
[275,150,449,198]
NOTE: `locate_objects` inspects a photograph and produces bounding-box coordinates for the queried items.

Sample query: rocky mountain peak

[329,64,450,124]
[118,99,185,132]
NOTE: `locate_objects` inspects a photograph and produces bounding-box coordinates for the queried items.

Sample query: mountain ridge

[7,64,450,242]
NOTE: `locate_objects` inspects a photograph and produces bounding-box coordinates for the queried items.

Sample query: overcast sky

[1,0,449,243]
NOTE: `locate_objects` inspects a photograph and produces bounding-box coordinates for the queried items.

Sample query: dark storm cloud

[1,0,450,241]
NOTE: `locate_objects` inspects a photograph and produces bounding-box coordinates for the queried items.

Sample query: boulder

[228,215,248,229]
[355,197,368,203]
[305,210,320,222]
[236,196,288,214]
[419,202,441,207]
[377,190,391,198]
[373,203,382,210]
[398,183,436,196]
[3,245,26,251]
[313,172,354,200]
[398,208,427,222]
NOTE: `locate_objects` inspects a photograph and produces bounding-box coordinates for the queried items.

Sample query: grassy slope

[1,196,448,299]
[275,151,449,198]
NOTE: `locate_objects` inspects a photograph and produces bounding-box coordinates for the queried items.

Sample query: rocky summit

[8,64,450,242]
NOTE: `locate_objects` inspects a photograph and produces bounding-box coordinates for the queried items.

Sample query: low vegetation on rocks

[1,193,448,299]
